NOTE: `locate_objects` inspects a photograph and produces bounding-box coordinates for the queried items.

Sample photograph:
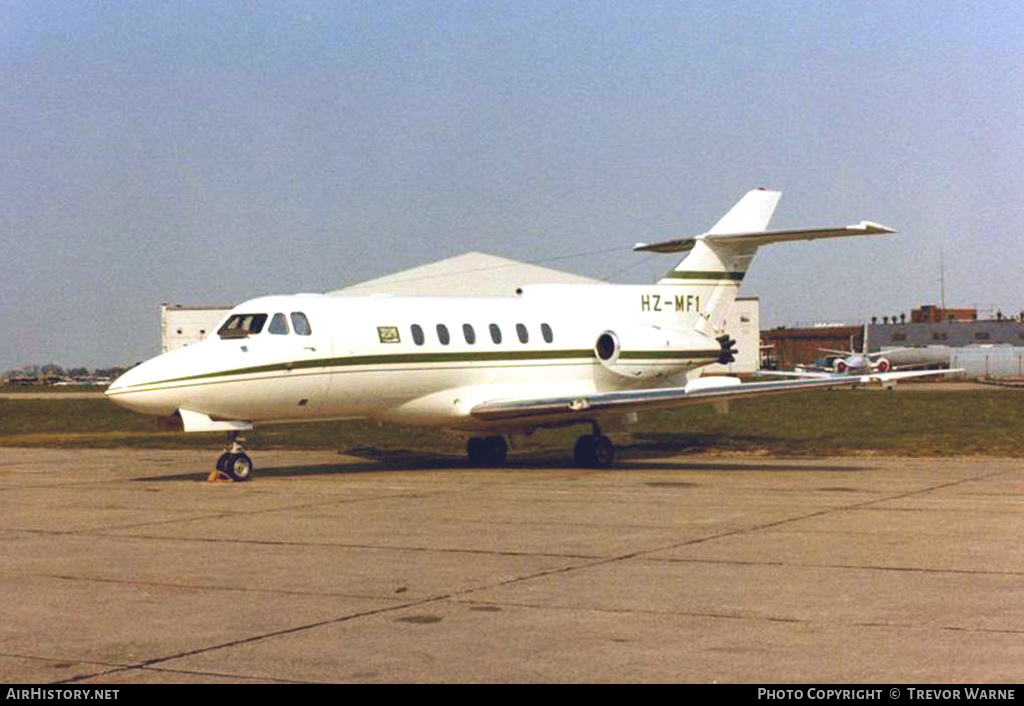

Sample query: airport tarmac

[1,447,1020,683]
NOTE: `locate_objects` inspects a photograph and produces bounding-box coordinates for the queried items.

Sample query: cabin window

[269,313,290,335]
[411,324,425,346]
[541,323,553,343]
[516,323,529,344]
[218,313,268,339]
[489,324,502,344]
[291,312,312,336]
[437,324,451,345]
[463,324,476,344]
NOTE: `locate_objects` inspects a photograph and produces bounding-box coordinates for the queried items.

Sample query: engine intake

[596,331,619,362]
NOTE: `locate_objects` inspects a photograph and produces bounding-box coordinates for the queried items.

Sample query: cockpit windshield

[291,312,312,336]
[218,313,268,339]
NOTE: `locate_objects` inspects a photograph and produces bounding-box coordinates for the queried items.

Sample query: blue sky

[2,1,1022,370]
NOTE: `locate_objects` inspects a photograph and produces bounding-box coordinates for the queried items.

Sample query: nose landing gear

[210,431,254,482]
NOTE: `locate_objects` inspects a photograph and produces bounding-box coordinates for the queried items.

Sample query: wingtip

[857,220,898,234]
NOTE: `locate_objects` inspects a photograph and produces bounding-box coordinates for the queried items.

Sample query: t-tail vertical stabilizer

[632,189,894,337]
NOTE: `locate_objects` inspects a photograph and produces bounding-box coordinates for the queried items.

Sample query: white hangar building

[160,251,760,373]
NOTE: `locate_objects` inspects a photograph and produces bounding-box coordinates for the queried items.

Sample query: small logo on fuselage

[377,326,401,343]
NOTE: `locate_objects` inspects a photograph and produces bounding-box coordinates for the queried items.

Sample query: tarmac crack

[601,466,1020,559]
[24,530,603,559]
[646,556,1024,577]
[56,591,463,684]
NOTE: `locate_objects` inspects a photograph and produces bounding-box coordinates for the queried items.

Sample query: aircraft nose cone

[104,356,180,416]
[105,360,149,396]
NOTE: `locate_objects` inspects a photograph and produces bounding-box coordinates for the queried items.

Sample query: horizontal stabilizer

[634,221,896,254]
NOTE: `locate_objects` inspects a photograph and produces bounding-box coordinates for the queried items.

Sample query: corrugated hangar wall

[868,320,1024,350]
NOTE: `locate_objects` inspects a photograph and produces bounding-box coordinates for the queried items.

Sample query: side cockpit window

[291,312,312,336]
[218,313,267,339]
[269,313,290,335]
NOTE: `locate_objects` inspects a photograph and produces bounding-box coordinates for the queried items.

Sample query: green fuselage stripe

[111,347,721,392]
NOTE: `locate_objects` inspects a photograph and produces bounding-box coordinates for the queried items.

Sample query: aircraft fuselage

[107,284,722,433]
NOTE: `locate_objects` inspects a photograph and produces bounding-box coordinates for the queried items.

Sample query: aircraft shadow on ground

[132,437,872,481]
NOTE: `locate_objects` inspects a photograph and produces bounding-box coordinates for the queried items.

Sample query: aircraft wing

[470,370,958,426]
[816,347,909,359]
[752,369,835,379]
[753,368,961,381]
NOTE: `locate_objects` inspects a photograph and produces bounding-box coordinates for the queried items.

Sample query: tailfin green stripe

[660,270,745,281]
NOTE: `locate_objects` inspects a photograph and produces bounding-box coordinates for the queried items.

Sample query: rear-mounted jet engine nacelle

[594,327,713,379]
[874,358,890,373]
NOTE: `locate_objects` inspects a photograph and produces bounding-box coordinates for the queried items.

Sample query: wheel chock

[207,469,235,482]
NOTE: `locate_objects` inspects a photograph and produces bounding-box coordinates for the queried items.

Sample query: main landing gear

[465,425,616,469]
[466,435,508,465]
[211,431,253,482]
[573,423,615,469]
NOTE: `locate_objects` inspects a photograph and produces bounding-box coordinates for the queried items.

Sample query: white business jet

[106,189,937,480]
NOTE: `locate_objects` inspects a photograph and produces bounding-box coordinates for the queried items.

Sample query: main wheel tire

[573,435,615,468]
[224,452,253,482]
[573,435,597,467]
[467,437,487,464]
[467,436,508,465]
[484,435,508,465]
[592,435,614,468]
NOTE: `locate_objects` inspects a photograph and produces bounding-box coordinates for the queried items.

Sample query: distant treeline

[4,364,129,385]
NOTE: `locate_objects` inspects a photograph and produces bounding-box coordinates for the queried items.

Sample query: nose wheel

[211,432,254,482]
[216,452,253,481]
